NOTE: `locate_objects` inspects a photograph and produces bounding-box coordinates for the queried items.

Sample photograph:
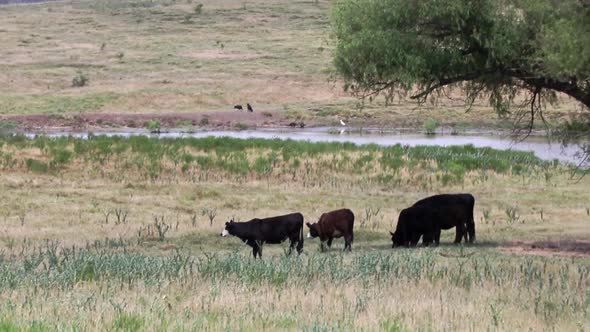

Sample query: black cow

[221,212,304,258]
[247,103,254,112]
[390,193,476,247]
[234,104,243,111]
[306,208,354,251]
[390,206,440,247]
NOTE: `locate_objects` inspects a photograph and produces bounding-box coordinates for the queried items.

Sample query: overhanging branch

[409,71,494,102]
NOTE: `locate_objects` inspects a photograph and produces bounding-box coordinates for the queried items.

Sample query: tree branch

[506,69,590,108]
[409,71,494,102]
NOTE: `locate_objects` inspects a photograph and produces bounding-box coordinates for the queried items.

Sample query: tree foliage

[332,0,590,126]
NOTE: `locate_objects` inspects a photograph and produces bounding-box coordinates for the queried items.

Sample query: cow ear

[306,222,312,228]
[389,231,394,236]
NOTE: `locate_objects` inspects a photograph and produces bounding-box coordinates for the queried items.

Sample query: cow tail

[298,223,304,254]
[467,196,476,243]
[349,210,355,244]
[297,215,304,254]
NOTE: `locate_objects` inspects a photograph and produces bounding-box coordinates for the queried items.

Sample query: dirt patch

[500,240,590,258]
[0,109,326,132]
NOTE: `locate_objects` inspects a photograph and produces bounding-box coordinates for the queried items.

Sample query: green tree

[332,0,590,125]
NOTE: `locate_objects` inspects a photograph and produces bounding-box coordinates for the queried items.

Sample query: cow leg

[252,245,258,258]
[287,239,295,256]
[344,234,353,252]
[410,233,420,247]
[296,238,303,255]
[327,238,333,248]
[463,224,469,243]
[255,241,263,258]
[422,233,432,247]
[453,224,465,243]
[467,220,476,243]
[247,240,259,258]
[434,229,441,246]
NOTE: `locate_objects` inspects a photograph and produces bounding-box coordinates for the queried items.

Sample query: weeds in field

[102,209,112,224]
[201,208,217,226]
[505,207,521,225]
[113,208,129,225]
[154,215,171,241]
[0,239,588,330]
[482,208,491,224]
[16,208,26,227]
[360,207,381,229]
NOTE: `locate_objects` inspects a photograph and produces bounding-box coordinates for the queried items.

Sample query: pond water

[26,127,587,166]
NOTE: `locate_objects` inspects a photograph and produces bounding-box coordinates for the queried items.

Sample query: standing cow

[221,212,304,258]
[390,193,476,247]
[306,208,355,251]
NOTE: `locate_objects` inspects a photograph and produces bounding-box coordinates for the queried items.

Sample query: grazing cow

[306,208,354,251]
[234,104,243,111]
[390,193,476,247]
[247,103,254,112]
[390,206,440,247]
[221,213,304,258]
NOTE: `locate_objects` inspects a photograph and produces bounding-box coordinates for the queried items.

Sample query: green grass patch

[0,92,120,115]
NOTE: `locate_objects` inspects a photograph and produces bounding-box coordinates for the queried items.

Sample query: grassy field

[1,0,589,330]
[0,135,589,331]
[0,0,584,130]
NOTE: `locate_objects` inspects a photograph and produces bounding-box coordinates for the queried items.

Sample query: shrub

[423,118,438,135]
[0,121,17,136]
[72,72,89,87]
[194,3,203,14]
[234,123,248,130]
[147,120,161,132]
[25,159,48,173]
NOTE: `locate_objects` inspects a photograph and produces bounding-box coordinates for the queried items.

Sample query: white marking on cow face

[306,232,312,239]
[221,229,229,237]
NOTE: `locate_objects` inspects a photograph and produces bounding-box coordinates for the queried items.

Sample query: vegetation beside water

[0,135,555,188]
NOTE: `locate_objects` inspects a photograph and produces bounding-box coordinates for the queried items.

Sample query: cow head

[221,219,235,237]
[306,222,319,239]
[390,231,403,248]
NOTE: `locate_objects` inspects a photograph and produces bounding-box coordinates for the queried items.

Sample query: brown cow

[306,209,354,251]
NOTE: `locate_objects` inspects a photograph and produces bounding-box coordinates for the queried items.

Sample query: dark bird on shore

[234,104,243,111]
[247,103,254,112]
